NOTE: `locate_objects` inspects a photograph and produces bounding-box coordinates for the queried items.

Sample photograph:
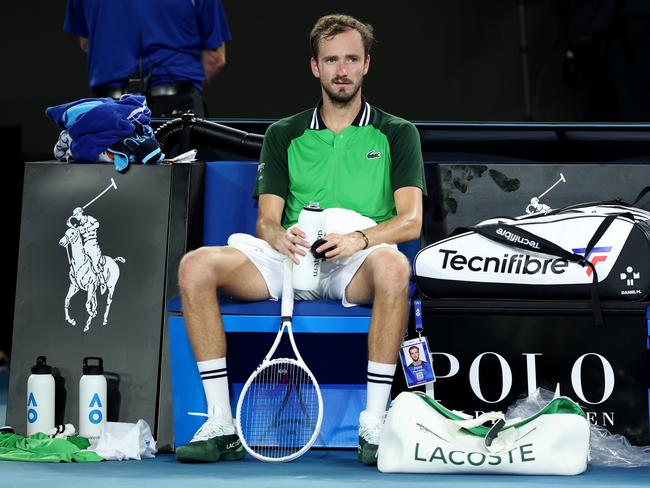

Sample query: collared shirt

[254,99,426,228]
[308,98,374,130]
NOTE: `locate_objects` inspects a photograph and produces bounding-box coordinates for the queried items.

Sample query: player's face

[410,348,420,362]
[311,29,370,105]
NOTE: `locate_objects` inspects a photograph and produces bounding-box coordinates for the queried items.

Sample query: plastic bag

[505,388,650,467]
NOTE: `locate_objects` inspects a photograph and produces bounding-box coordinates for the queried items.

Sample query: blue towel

[45,95,158,167]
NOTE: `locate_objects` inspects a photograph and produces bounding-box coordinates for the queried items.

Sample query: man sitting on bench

[176,13,426,466]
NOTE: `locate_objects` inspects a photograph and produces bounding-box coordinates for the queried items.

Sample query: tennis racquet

[235,259,324,462]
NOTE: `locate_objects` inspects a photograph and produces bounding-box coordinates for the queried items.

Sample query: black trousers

[147,88,207,118]
[93,84,208,118]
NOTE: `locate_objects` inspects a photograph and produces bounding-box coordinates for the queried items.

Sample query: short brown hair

[310,14,375,58]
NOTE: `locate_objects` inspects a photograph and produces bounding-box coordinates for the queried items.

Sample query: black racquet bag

[414,189,650,316]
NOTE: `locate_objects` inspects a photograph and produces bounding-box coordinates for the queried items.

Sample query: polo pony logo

[525,173,566,215]
[58,178,126,332]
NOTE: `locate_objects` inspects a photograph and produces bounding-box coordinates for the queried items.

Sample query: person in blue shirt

[64,0,232,117]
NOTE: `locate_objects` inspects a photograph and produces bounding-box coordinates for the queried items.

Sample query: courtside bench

[167,161,419,449]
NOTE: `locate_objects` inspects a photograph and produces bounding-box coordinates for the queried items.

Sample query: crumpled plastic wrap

[505,388,650,467]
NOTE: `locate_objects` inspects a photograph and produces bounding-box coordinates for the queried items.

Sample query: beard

[322,77,363,106]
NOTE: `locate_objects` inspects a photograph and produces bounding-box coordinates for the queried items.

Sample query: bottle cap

[31,356,52,374]
[83,357,104,375]
[304,202,324,212]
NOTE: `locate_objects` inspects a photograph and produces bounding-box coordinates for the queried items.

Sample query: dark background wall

[2,0,649,356]
[0,0,602,161]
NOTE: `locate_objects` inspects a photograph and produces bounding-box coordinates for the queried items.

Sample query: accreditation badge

[399,336,436,388]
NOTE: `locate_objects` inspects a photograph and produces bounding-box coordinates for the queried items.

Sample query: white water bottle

[26,356,55,436]
[79,357,107,439]
[293,202,326,291]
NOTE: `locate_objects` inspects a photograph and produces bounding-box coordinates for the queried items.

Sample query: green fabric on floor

[66,436,91,450]
[0,432,103,463]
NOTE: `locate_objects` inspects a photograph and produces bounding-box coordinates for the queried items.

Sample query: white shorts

[227,233,395,307]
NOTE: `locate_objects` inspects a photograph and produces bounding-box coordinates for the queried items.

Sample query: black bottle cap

[31,356,52,374]
[83,357,104,375]
[311,238,330,259]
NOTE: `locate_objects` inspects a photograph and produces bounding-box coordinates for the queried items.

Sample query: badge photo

[399,337,436,388]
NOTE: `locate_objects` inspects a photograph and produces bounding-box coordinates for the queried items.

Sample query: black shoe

[175,409,244,463]
[357,410,382,466]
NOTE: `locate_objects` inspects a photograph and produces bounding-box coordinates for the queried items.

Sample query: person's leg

[176,245,272,462]
[344,247,410,465]
[180,246,271,358]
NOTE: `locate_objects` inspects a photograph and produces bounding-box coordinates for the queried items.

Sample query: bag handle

[630,186,650,206]
[444,412,518,454]
[446,411,504,431]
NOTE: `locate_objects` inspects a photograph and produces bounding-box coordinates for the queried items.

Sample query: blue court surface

[0,451,649,488]
[1,371,649,487]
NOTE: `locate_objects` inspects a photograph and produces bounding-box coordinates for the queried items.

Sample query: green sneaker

[176,410,244,463]
[357,410,382,466]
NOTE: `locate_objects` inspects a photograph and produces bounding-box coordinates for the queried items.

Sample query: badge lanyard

[398,296,436,388]
[414,297,423,339]
[404,296,424,340]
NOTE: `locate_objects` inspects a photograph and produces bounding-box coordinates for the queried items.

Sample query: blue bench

[168,161,418,449]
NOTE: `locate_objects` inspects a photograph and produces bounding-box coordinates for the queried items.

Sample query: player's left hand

[316,232,366,260]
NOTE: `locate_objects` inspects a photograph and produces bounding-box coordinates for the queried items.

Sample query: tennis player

[176,13,426,465]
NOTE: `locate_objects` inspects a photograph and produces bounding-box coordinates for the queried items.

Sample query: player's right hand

[279,226,310,264]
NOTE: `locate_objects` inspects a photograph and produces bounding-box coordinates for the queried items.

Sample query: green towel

[0,433,103,462]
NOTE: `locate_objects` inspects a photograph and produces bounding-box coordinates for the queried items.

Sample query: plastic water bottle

[293,202,326,291]
[79,357,107,439]
[26,356,55,436]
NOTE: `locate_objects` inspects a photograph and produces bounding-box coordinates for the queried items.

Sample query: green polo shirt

[254,100,426,228]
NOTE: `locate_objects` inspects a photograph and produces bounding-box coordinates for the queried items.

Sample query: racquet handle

[281,259,295,318]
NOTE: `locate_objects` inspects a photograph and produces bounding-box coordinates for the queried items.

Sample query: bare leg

[345,247,410,460]
[178,246,271,361]
[345,247,410,363]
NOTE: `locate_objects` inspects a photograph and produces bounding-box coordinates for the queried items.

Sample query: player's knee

[371,248,410,292]
[178,247,223,290]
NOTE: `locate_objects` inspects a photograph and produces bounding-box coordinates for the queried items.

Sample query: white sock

[197,358,232,423]
[366,360,397,419]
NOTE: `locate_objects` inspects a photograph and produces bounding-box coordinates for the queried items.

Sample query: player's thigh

[345,247,410,305]
[219,247,273,301]
[181,246,271,301]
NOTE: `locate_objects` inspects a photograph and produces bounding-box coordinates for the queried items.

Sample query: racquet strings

[239,360,319,459]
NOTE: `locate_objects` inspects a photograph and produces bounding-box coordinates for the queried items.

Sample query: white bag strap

[445,411,504,431]
[445,412,520,454]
